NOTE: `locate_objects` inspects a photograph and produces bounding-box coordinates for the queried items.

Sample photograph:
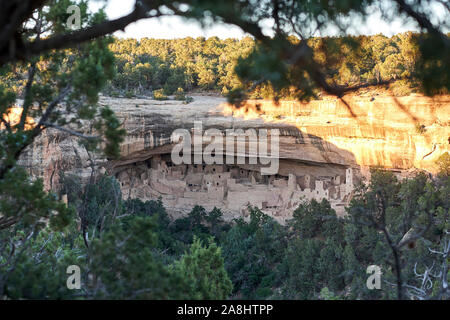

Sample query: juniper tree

[0,0,125,295]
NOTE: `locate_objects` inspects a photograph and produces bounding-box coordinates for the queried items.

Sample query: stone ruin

[17,94,448,224]
[113,154,356,223]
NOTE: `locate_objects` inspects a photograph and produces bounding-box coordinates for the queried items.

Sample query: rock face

[18,94,450,222]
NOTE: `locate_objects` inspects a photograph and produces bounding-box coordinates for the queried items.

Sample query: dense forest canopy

[0,0,449,300]
[105,32,436,98]
[6,32,446,101]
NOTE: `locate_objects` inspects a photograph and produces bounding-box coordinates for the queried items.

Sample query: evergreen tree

[172,237,233,299]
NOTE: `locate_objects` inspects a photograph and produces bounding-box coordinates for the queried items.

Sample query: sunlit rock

[18,94,450,222]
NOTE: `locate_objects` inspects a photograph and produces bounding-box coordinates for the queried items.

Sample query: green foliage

[345,168,449,299]
[174,87,186,100]
[221,207,286,299]
[168,205,229,249]
[0,168,73,231]
[436,152,450,177]
[281,237,323,299]
[171,237,233,299]
[319,287,341,300]
[175,1,447,101]
[189,205,207,226]
[153,88,168,100]
[183,96,194,104]
[1,225,84,299]
[0,4,126,295]
[289,199,344,242]
[93,107,126,158]
[415,34,450,95]
[88,215,189,299]
[279,200,346,299]
[1,170,447,300]
[105,32,440,101]
[81,174,123,232]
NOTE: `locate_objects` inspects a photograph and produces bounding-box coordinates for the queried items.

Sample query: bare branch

[18,62,36,130]
[0,0,47,52]
[394,0,450,45]
[0,85,71,180]
[35,85,72,130]
[0,216,19,230]
[43,122,100,140]
[0,1,162,66]
[0,117,12,133]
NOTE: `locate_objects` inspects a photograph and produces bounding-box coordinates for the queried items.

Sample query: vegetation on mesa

[4,33,448,102]
[103,33,448,100]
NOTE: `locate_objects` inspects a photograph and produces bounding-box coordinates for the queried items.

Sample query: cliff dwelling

[18,94,449,223]
[111,153,357,223]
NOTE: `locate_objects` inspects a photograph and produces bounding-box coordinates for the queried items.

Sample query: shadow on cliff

[108,121,360,188]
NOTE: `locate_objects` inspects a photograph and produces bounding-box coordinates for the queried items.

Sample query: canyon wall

[18,94,450,222]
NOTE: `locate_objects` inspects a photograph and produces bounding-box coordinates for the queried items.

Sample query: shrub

[436,152,450,176]
[153,88,168,100]
[174,87,186,100]
[183,96,194,104]
[390,79,414,96]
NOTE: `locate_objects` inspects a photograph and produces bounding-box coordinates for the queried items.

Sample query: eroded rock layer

[18,94,450,221]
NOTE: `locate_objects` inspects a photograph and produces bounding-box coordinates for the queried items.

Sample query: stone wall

[114,155,355,222]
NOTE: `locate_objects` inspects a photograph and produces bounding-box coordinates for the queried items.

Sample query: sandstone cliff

[18,93,450,221]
